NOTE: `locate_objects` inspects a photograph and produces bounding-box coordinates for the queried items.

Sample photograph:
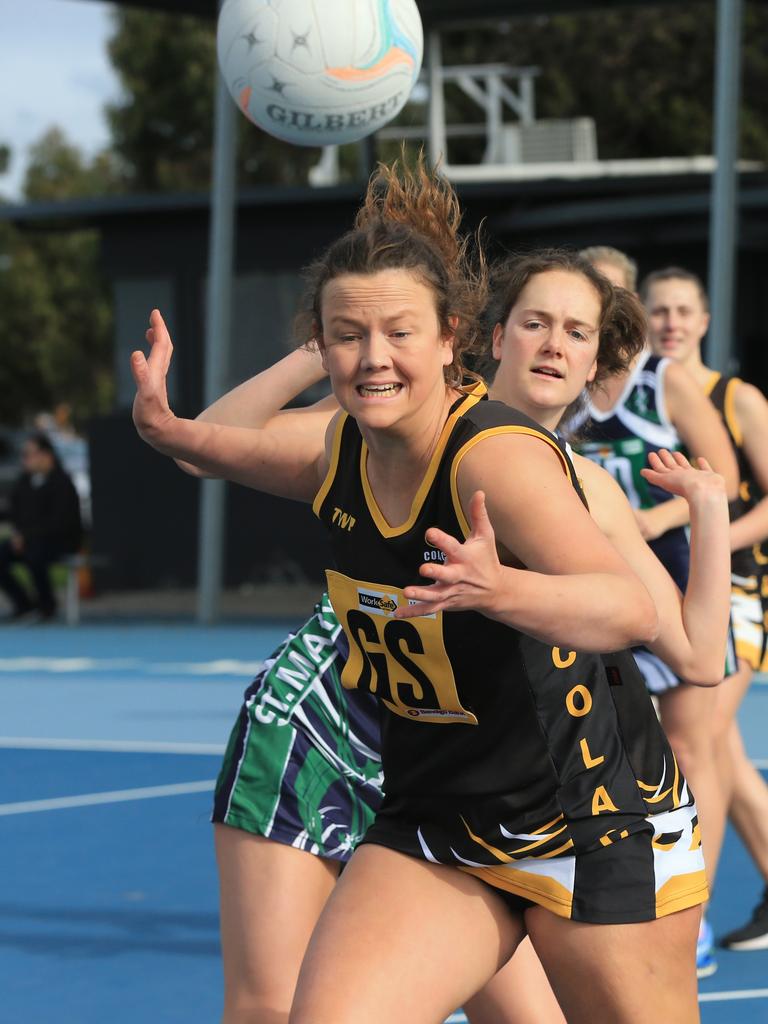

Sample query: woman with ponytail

[133,160,718,1023]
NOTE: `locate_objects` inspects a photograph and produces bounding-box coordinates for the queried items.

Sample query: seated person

[0,433,82,621]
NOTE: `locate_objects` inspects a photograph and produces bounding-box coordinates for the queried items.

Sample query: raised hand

[640,448,725,502]
[131,309,176,446]
[396,491,505,619]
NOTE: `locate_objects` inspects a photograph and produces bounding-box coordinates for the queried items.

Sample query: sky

[0,0,119,201]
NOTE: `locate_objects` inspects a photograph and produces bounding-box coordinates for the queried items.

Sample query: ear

[586,357,598,385]
[491,322,504,361]
[441,315,458,367]
[701,310,711,338]
[315,334,329,372]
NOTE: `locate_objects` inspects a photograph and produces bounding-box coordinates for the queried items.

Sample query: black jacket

[11,467,82,554]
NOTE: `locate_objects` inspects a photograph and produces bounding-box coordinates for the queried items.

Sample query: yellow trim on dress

[312,412,348,518]
[359,384,486,538]
[724,376,743,447]
[449,426,573,539]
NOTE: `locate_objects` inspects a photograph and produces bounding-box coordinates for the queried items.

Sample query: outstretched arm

[177,337,337,477]
[132,309,331,502]
[400,434,658,652]
[581,451,730,685]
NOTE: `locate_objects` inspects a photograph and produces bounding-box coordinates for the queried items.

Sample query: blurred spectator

[0,433,82,622]
[35,404,92,527]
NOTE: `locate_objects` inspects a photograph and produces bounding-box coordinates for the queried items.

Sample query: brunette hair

[639,266,709,311]
[488,248,647,389]
[294,154,488,387]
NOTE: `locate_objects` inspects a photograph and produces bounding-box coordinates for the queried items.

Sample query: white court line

[0,737,225,755]
[698,989,768,1002]
[445,989,768,1021]
[0,780,215,816]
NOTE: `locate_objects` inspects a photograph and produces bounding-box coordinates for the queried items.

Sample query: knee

[223,994,290,1024]
[665,730,714,775]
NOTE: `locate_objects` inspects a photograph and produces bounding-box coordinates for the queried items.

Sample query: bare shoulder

[458,428,572,491]
[733,379,768,428]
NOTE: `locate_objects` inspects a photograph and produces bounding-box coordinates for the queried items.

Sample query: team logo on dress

[357,588,398,616]
[406,707,474,720]
[423,532,447,563]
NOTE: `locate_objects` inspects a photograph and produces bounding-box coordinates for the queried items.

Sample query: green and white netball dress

[314,385,707,923]
[571,352,698,692]
[212,593,383,860]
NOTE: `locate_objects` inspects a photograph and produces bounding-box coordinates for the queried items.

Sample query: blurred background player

[642,266,768,953]
[576,245,739,976]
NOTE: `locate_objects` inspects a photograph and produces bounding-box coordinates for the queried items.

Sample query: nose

[360,332,392,370]
[541,326,565,357]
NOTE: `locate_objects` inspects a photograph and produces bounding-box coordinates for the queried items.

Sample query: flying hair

[294,153,488,387]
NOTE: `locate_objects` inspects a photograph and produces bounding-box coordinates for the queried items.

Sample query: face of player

[644,277,710,366]
[319,268,454,437]
[491,269,600,431]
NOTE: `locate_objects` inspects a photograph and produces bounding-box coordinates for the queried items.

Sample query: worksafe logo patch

[358,588,398,617]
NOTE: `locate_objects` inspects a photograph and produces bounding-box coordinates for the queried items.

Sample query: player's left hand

[640,448,726,502]
[396,491,504,619]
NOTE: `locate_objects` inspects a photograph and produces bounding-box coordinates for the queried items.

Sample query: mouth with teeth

[356,383,404,398]
[532,366,563,379]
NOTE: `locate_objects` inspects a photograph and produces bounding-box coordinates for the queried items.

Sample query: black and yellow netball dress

[314,385,708,924]
[707,372,768,672]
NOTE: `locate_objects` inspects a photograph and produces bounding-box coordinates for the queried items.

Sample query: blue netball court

[1,622,767,1023]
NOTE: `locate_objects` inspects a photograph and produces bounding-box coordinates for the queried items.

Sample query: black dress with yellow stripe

[706,372,768,671]
[313,387,707,923]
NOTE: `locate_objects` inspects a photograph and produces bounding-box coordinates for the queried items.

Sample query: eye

[391,330,411,340]
[523,320,544,331]
[569,329,588,342]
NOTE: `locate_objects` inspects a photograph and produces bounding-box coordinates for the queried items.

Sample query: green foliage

[106,8,320,190]
[0,130,115,426]
[440,2,768,163]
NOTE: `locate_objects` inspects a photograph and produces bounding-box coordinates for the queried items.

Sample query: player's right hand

[131,309,177,446]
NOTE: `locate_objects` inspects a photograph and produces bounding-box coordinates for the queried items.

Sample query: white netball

[216,0,424,147]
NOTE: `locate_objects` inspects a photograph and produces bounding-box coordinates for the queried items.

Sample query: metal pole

[197,8,237,624]
[707,0,743,374]
[427,30,447,167]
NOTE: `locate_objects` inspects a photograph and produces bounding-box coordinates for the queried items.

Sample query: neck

[679,347,711,388]
[361,385,459,472]
[488,383,562,432]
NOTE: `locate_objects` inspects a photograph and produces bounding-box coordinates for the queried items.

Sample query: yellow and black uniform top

[313,386,691,869]
[707,372,767,578]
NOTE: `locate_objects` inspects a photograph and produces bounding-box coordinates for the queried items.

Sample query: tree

[105,8,321,191]
[0,130,116,425]
[439,2,768,164]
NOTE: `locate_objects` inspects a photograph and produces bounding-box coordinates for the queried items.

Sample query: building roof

[77,0,678,24]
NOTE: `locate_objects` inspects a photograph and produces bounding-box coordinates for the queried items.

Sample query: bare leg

[658,684,723,887]
[527,904,701,1024]
[707,659,754,879]
[728,723,768,881]
[290,845,526,1024]
[465,936,566,1024]
[215,824,339,1024]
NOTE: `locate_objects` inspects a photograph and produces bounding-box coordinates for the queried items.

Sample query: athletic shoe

[719,886,768,951]
[696,916,717,978]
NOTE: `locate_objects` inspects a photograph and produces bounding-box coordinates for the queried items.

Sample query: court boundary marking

[0,737,225,754]
[0,780,216,816]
